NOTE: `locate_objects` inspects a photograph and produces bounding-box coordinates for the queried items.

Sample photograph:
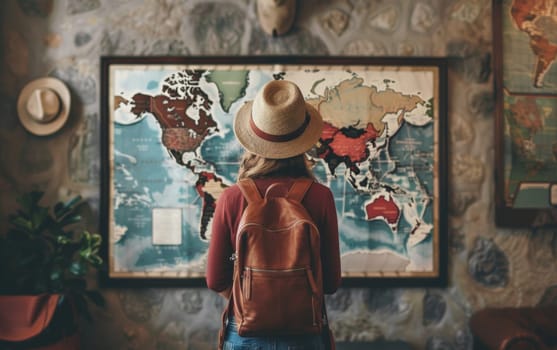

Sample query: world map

[107,64,441,278]
[499,0,557,210]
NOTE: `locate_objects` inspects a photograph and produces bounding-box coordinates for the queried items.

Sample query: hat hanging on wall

[17,77,71,136]
[257,0,297,37]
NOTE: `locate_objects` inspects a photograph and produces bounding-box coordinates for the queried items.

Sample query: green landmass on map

[205,70,250,112]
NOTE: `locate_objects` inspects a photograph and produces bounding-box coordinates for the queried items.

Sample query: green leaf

[84,253,103,267]
[50,227,69,241]
[57,235,71,244]
[79,247,92,259]
[30,207,49,231]
[50,268,62,281]
[64,195,82,210]
[80,230,90,241]
[54,196,82,220]
[9,216,33,233]
[53,201,65,216]
[90,233,102,249]
[59,214,82,228]
[69,261,87,276]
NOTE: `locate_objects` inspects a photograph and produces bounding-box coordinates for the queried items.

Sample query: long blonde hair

[237,152,315,180]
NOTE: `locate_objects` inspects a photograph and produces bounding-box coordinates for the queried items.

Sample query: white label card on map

[152,208,182,245]
[551,184,557,206]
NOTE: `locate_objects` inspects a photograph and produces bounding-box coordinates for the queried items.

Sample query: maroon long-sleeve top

[206,177,341,294]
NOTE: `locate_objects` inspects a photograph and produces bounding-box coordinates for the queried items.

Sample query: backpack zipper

[242,267,307,301]
[243,268,251,300]
[246,267,306,273]
[238,219,319,235]
[242,267,306,302]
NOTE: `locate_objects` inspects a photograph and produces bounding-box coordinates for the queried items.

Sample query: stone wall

[1,1,556,349]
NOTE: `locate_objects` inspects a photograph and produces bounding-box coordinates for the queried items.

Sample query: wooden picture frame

[493,0,557,227]
[100,56,448,287]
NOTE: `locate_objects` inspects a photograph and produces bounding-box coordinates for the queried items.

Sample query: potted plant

[0,190,104,348]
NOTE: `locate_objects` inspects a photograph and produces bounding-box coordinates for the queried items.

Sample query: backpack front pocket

[240,267,318,335]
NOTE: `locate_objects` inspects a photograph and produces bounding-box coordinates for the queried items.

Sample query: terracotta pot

[0,294,79,349]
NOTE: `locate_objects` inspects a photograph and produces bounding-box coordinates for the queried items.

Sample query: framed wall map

[493,0,557,227]
[100,56,448,287]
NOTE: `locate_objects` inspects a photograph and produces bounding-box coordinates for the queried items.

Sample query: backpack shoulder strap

[287,178,313,203]
[237,178,263,204]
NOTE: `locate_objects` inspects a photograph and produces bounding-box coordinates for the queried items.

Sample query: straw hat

[257,0,296,36]
[17,77,70,136]
[234,80,323,159]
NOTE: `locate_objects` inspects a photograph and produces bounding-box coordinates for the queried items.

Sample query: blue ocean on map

[113,116,208,271]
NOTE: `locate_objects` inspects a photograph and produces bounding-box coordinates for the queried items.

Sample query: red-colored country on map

[321,122,379,163]
[365,196,400,224]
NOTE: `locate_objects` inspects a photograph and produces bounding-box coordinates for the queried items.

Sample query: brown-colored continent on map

[128,92,218,166]
[131,93,216,135]
[510,0,557,87]
[122,69,219,167]
[196,172,228,240]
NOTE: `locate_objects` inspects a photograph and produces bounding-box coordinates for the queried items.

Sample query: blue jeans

[223,317,325,350]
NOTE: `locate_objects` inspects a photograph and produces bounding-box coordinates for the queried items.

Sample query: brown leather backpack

[228,178,324,337]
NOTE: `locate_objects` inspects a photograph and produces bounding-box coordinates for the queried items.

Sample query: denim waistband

[227,315,237,330]
[223,316,324,349]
